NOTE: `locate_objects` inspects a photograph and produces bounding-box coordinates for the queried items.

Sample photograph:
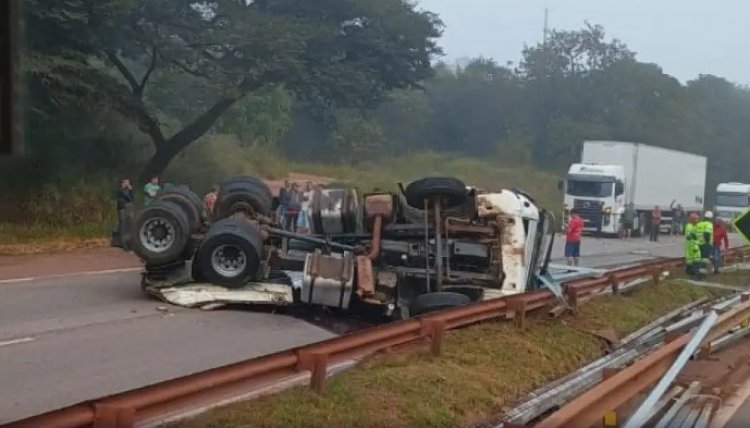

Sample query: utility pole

[543,7,549,45]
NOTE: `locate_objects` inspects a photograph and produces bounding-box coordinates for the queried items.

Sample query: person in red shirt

[712,218,730,274]
[203,185,219,217]
[650,206,662,242]
[565,209,584,266]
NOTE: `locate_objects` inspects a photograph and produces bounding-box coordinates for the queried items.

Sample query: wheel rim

[139,217,176,253]
[210,244,247,278]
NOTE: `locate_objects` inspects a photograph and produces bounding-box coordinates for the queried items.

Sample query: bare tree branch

[135,44,158,97]
[105,50,141,95]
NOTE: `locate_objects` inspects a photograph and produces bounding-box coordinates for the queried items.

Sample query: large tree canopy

[12,7,750,208]
[25,0,443,180]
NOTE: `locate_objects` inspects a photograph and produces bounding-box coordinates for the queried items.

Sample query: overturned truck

[129,176,556,321]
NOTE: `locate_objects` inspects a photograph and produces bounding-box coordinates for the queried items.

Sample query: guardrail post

[310,353,329,394]
[93,403,135,428]
[512,298,528,330]
[652,265,663,285]
[297,351,329,394]
[426,319,447,356]
[608,274,619,295]
[566,287,579,312]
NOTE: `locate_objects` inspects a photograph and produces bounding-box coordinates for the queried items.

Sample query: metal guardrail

[6,247,750,428]
[532,259,750,428]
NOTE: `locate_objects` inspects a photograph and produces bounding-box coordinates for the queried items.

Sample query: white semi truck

[715,182,750,225]
[562,141,707,236]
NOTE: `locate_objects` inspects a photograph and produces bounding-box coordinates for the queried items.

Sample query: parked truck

[562,141,707,236]
[715,182,750,225]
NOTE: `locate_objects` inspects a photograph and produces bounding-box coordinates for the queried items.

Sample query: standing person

[278,180,291,228]
[650,206,662,242]
[621,202,636,240]
[285,183,301,232]
[712,218,730,275]
[670,200,684,236]
[565,209,584,266]
[297,181,313,234]
[203,185,219,217]
[144,176,160,206]
[696,211,714,264]
[684,213,703,278]
[112,178,134,250]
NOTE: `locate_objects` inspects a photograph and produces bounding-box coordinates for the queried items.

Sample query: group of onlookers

[565,205,731,276]
[277,180,314,233]
[112,176,321,250]
[112,176,161,250]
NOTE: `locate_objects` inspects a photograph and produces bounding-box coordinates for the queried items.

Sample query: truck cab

[715,182,750,225]
[563,163,626,235]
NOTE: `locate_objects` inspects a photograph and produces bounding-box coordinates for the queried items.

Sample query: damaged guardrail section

[6,247,750,428]
[514,274,750,428]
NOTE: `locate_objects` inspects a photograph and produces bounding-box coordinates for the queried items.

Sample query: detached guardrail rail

[7,247,750,428]
[532,294,750,428]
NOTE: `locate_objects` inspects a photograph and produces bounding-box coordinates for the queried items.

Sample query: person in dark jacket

[113,178,135,250]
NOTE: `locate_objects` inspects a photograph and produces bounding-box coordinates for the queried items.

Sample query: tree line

[11,1,750,200]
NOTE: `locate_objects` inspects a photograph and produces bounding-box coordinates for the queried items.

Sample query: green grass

[171,281,721,428]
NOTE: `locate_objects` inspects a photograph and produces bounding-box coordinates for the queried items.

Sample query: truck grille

[573,199,603,227]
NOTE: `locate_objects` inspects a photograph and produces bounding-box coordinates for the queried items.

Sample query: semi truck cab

[563,163,626,235]
[715,182,750,225]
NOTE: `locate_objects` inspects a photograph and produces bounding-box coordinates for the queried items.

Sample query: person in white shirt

[296,181,313,234]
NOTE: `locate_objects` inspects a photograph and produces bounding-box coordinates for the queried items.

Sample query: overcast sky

[417,0,749,85]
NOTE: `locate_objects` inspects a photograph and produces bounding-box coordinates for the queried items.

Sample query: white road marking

[0,337,35,347]
[0,267,141,285]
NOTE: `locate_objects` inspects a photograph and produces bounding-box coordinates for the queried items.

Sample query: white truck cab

[715,182,750,224]
[563,163,626,235]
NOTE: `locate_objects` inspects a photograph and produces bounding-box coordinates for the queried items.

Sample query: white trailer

[562,141,707,236]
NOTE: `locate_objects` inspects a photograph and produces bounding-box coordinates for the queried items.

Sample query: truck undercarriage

[132,176,557,321]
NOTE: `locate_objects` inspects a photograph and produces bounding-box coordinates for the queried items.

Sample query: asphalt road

[0,233,744,423]
[0,272,335,423]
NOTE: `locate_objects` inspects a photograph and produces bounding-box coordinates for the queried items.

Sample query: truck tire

[158,184,204,231]
[131,201,190,265]
[215,181,273,220]
[405,177,468,210]
[196,218,264,288]
[410,291,471,315]
[222,176,272,199]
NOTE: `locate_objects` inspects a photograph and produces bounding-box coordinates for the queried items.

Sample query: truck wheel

[215,181,273,220]
[131,201,190,265]
[158,184,204,232]
[410,292,471,316]
[196,218,264,288]
[222,176,272,199]
[405,177,468,210]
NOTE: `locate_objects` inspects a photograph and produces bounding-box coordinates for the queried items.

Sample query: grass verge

[0,152,560,255]
[0,224,111,256]
[171,281,723,428]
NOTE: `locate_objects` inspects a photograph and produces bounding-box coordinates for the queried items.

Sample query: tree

[520,22,634,80]
[328,113,385,164]
[25,0,443,181]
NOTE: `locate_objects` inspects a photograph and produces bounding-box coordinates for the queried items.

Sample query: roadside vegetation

[171,281,723,428]
[6,0,750,255]
[0,150,560,254]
